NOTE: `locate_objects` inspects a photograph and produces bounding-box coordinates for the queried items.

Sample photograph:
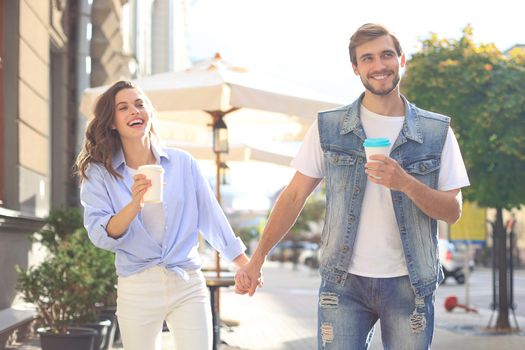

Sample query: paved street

[10,262,525,350]
[219,262,525,350]
[437,267,525,318]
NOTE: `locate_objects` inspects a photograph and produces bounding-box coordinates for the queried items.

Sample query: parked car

[268,241,318,264]
[438,239,474,284]
[298,244,320,268]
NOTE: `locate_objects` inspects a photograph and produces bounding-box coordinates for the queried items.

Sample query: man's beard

[361,72,400,96]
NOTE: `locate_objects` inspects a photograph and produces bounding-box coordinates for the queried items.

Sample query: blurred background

[1,1,524,347]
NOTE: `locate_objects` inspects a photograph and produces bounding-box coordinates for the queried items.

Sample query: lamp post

[211,112,229,278]
[208,110,241,336]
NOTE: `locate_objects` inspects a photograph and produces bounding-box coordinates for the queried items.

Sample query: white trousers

[116,266,212,350]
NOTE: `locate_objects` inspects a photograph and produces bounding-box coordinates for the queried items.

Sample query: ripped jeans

[317,274,435,350]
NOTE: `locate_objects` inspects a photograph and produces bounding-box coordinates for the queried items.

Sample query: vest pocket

[326,151,357,166]
[403,157,440,175]
[325,150,359,192]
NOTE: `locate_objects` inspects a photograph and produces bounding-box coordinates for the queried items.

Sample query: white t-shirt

[291,105,470,277]
[126,166,165,246]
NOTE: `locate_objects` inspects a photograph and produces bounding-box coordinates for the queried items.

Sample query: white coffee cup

[137,165,164,203]
[363,138,391,162]
[363,138,391,179]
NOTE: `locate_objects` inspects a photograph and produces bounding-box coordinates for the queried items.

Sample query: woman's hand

[234,258,264,296]
[130,174,151,210]
[106,174,151,238]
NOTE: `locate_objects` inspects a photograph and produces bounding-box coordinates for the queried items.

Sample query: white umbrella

[166,141,295,167]
[79,53,343,277]
[80,53,342,124]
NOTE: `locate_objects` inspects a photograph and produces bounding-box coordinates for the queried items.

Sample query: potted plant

[70,225,118,350]
[15,208,117,350]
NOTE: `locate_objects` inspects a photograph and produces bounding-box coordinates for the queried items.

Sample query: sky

[185,0,525,210]
[187,0,524,102]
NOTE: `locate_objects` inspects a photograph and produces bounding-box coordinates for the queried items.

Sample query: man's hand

[234,259,264,296]
[365,154,462,223]
[365,155,414,192]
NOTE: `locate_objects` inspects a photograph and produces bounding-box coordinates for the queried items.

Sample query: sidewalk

[218,262,524,350]
[9,262,524,349]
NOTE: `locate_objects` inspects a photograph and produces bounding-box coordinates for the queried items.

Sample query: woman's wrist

[233,253,250,268]
[129,199,142,213]
[106,202,140,238]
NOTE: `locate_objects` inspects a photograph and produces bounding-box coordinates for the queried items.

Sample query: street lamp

[212,116,229,154]
[220,162,230,185]
[208,110,239,333]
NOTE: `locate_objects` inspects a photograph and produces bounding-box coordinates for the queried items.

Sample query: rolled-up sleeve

[191,159,246,262]
[80,164,129,251]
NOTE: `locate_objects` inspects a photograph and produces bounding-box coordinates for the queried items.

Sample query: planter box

[38,327,97,350]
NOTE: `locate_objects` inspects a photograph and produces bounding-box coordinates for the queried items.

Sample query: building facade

[0,0,132,314]
[1,0,191,317]
[125,0,190,77]
[1,5,190,342]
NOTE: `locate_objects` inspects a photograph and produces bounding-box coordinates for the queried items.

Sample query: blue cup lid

[363,138,391,147]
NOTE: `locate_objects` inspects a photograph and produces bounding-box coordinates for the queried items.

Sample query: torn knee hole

[319,292,339,308]
[409,312,426,333]
[410,297,427,333]
[320,322,334,345]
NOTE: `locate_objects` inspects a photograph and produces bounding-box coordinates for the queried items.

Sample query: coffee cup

[363,138,391,162]
[363,138,391,179]
[137,165,164,203]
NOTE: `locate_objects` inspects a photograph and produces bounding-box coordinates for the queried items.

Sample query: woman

[76,80,250,350]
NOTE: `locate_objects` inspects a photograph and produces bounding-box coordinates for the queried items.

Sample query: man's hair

[348,23,403,66]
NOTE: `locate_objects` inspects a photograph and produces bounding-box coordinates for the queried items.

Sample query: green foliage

[31,207,83,254]
[402,25,525,210]
[16,208,117,333]
[236,225,260,244]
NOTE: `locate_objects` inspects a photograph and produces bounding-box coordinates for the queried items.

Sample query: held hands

[234,259,264,297]
[130,174,151,210]
[365,155,414,192]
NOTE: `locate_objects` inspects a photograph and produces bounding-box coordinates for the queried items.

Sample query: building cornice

[0,207,45,233]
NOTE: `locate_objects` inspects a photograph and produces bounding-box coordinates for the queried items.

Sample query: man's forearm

[403,176,461,224]
[251,189,308,264]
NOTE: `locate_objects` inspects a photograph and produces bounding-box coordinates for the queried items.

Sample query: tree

[402,26,525,331]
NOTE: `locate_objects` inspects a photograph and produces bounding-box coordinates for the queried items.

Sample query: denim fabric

[318,274,435,349]
[317,94,449,298]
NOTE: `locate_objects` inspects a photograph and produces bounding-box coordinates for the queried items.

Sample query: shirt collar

[112,140,170,169]
[340,93,423,144]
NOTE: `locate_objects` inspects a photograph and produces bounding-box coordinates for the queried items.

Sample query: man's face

[352,35,405,96]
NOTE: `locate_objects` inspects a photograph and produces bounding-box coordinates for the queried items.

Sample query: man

[235,23,470,349]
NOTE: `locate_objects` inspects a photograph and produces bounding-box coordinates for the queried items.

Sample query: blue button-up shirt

[80,143,246,279]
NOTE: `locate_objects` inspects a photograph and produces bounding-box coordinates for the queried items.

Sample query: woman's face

[112,88,152,141]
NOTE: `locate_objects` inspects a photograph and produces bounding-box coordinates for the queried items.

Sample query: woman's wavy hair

[75,80,158,181]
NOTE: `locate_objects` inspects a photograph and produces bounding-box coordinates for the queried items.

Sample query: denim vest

[318,94,449,297]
